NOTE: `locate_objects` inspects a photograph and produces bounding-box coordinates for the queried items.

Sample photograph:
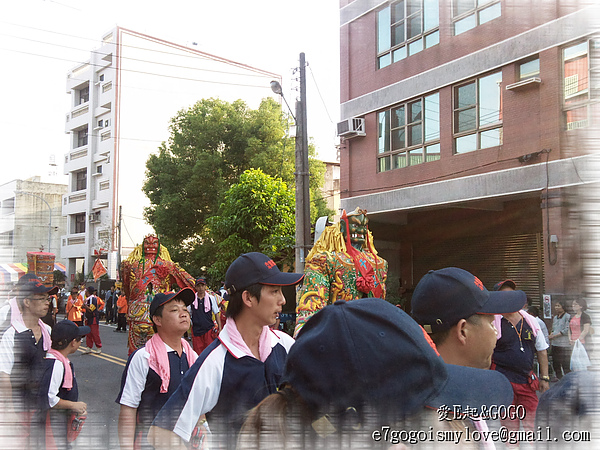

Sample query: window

[74,170,87,191]
[378,92,440,171]
[74,213,86,234]
[76,127,88,148]
[78,86,89,104]
[1,197,15,215]
[519,58,540,80]
[452,0,501,36]
[0,231,13,246]
[377,0,439,69]
[99,74,105,82]
[453,71,503,153]
[563,40,594,131]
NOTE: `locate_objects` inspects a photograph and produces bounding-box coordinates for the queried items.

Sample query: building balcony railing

[68,192,86,203]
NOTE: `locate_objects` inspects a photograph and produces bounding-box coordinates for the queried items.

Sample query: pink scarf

[47,349,74,390]
[11,299,51,351]
[225,318,272,362]
[146,333,197,393]
[193,292,212,313]
[493,310,538,340]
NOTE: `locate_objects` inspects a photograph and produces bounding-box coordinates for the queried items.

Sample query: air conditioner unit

[89,211,101,223]
[337,118,366,138]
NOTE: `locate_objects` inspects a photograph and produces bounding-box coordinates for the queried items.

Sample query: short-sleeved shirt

[0,322,51,410]
[116,343,197,443]
[493,316,548,384]
[151,323,294,449]
[189,292,220,336]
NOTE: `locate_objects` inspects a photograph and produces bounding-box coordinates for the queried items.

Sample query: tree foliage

[143,97,333,280]
[207,169,295,281]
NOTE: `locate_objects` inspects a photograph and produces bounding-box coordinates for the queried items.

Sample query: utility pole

[294,52,311,274]
[117,205,122,279]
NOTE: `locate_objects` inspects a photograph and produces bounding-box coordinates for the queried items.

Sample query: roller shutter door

[413,233,544,305]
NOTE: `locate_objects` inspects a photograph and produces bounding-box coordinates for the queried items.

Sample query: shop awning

[54,262,66,275]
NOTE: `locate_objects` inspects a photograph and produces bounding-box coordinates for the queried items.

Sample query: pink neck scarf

[146,333,197,393]
[226,318,271,362]
[493,310,538,340]
[193,292,212,313]
[47,349,74,390]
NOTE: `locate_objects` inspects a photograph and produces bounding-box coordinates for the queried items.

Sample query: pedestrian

[0,273,58,447]
[491,279,550,437]
[549,300,571,380]
[105,285,116,324]
[35,320,89,449]
[81,286,103,354]
[148,252,304,449]
[238,298,514,449]
[527,305,549,346]
[569,298,592,353]
[189,277,222,355]
[115,292,128,333]
[116,288,197,450]
[66,287,84,326]
[41,294,59,328]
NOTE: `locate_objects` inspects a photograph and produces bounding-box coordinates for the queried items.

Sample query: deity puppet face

[340,208,369,250]
[143,235,159,259]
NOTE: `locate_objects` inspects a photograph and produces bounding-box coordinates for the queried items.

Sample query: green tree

[143,97,333,276]
[206,169,295,282]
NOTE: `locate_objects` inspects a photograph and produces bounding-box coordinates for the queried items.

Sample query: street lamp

[270,53,311,273]
[14,190,52,253]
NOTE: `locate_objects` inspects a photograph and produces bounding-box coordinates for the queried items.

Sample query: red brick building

[338,0,599,309]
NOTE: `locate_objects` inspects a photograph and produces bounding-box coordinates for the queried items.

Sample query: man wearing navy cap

[149,252,304,449]
[0,273,58,446]
[116,288,197,450]
[189,277,222,355]
[491,279,549,436]
[412,268,526,370]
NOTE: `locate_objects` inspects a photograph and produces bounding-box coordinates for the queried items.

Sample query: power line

[0,47,272,89]
[0,21,278,78]
[307,64,334,124]
[0,31,274,80]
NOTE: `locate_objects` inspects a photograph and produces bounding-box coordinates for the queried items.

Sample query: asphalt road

[59,315,131,450]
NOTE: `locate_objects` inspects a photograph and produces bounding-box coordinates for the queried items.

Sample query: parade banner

[92,258,107,281]
[26,252,55,286]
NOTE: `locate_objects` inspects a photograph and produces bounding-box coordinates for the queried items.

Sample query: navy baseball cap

[225,252,304,294]
[493,279,517,291]
[150,288,195,317]
[52,320,90,347]
[283,298,513,422]
[411,268,527,334]
[195,277,207,285]
[17,273,59,296]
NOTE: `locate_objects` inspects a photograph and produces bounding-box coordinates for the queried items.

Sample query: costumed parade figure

[295,208,388,336]
[121,235,195,354]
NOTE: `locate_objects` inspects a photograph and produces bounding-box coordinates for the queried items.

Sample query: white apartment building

[0,177,68,269]
[62,27,280,283]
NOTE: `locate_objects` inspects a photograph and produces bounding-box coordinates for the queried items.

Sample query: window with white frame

[75,127,88,148]
[519,58,540,81]
[452,0,501,36]
[453,71,503,153]
[1,197,15,215]
[563,40,596,131]
[378,92,440,172]
[73,213,86,234]
[74,170,87,192]
[377,0,440,69]
[78,85,89,104]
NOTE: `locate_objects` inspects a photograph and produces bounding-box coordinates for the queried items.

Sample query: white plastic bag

[570,340,590,371]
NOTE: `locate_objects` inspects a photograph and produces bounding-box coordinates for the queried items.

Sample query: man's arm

[119,405,138,450]
[147,425,187,450]
[537,349,550,393]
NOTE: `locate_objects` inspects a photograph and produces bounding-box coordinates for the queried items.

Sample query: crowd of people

[0,256,596,449]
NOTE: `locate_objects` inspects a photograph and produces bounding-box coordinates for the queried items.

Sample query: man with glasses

[0,273,58,447]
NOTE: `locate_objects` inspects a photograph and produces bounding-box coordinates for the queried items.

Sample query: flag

[92,259,107,281]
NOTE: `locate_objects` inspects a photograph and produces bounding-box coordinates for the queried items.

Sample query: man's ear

[242,290,255,308]
[152,315,161,329]
[454,319,469,345]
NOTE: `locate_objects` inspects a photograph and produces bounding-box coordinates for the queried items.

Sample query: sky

[0,0,341,186]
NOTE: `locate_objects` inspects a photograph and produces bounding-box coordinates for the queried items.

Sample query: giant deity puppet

[121,234,195,354]
[295,208,388,336]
